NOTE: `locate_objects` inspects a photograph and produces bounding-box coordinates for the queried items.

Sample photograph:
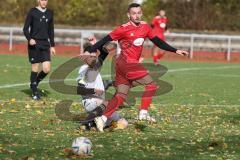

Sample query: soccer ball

[71,137,92,155]
[116,118,128,129]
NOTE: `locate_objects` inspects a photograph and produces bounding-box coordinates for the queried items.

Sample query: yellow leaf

[46,133,55,136]
[150,104,157,111]
[36,110,43,115]
[208,147,214,150]
[222,143,228,149]
[9,109,18,113]
[25,104,31,109]
[10,98,16,103]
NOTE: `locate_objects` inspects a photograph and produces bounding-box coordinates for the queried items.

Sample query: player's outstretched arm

[86,35,113,53]
[83,35,112,66]
[150,36,189,56]
[88,36,109,63]
[98,47,109,64]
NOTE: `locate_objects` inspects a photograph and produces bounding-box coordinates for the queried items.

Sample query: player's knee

[145,82,158,92]
[43,66,51,73]
[143,83,158,98]
[116,92,127,100]
[31,64,39,72]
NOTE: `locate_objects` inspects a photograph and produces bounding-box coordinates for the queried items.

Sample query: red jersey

[151,16,168,40]
[109,21,154,62]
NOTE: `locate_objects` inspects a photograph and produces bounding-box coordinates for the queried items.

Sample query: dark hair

[83,42,92,52]
[128,3,141,12]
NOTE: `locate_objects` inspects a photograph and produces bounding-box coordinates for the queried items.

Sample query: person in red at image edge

[151,9,169,65]
[84,3,189,132]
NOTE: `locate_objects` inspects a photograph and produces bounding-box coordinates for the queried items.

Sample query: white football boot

[138,110,156,123]
[94,115,107,132]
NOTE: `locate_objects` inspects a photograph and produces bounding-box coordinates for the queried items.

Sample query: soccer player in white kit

[77,38,128,130]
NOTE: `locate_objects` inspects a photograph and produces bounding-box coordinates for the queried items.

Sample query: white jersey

[76,64,105,99]
[77,64,123,126]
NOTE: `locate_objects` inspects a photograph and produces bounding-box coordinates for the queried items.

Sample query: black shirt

[23,7,55,47]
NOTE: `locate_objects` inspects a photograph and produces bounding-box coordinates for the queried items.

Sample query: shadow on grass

[0,131,239,159]
[20,88,51,97]
[221,114,240,125]
[138,134,240,159]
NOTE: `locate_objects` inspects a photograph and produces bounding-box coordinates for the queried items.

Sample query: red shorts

[115,57,148,86]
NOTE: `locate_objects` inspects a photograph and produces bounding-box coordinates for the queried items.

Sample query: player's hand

[94,89,104,95]
[88,37,97,45]
[79,51,96,61]
[176,50,189,57]
[29,39,36,46]
[139,57,144,63]
[50,47,56,56]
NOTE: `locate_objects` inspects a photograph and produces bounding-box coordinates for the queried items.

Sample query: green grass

[0,54,240,159]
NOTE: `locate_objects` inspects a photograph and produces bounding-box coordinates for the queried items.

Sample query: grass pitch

[0,54,240,159]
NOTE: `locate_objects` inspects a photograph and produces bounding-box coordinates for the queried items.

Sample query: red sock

[140,83,158,110]
[153,55,158,64]
[103,95,125,117]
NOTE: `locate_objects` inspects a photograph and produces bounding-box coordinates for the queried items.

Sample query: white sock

[101,115,107,123]
[140,109,148,115]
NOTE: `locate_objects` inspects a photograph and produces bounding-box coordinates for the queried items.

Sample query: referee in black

[23,0,55,100]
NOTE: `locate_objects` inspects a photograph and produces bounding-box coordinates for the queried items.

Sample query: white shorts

[82,98,103,113]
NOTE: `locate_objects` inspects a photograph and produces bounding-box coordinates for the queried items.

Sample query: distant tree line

[0,0,239,31]
[143,0,240,31]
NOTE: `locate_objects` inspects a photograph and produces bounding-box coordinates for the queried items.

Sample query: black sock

[30,71,38,93]
[85,105,106,122]
[36,71,48,84]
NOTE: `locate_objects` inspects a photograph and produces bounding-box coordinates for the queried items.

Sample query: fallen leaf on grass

[36,110,43,115]
[208,147,214,150]
[46,133,55,137]
[10,98,16,104]
[0,149,16,155]
[222,143,228,149]
[9,109,18,113]
[21,156,35,160]
[42,119,55,125]
[95,145,104,148]
[63,148,94,158]
[25,104,31,109]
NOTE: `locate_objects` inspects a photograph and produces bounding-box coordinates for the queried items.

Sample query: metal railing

[1,26,240,61]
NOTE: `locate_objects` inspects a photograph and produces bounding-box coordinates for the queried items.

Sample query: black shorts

[28,41,51,64]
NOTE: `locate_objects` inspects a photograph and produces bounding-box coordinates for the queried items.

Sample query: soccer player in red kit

[151,10,169,65]
[85,3,188,132]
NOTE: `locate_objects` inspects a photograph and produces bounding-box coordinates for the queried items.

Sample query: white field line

[175,72,240,78]
[0,66,239,89]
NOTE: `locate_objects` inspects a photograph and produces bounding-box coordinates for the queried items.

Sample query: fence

[1,26,240,61]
